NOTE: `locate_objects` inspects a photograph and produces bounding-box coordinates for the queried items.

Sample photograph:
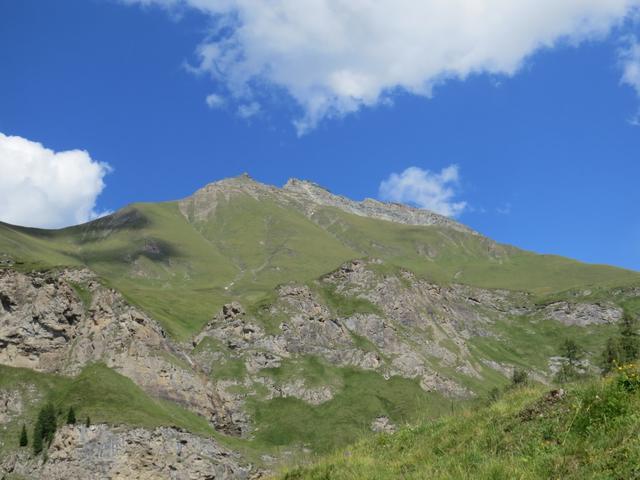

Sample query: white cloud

[124,0,640,133]
[0,132,111,229]
[619,35,640,123]
[205,92,226,108]
[236,101,261,119]
[379,165,466,217]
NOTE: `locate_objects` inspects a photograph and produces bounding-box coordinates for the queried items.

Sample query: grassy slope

[280,373,640,479]
[312,207,640,295]
[1,195,638,340]
[249,357,451,454]
[0,363,215,456]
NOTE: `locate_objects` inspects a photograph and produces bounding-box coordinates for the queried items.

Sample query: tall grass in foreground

[280,365,640,479]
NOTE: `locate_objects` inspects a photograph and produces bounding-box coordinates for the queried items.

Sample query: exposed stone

[1,424,257,480]
[0,268,236,434]
[370,416,397,434]
[542,301,622,326]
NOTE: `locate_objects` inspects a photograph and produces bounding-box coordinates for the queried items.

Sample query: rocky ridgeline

[178,173,477,234]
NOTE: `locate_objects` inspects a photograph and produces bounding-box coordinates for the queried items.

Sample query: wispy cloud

[237,101,261,119]
[379,165,467,217]
[619,35,640,124]
[496,203,512,215]
[205,93,225,109]
[123,0,640,133]
[0,132,111,228]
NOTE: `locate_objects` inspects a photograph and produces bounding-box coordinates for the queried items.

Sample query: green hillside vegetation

[1,186,638,341]
[0,363,216,451]
[280,366,640,480]
[249,357,451,453]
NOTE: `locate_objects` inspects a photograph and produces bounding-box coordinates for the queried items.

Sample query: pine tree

[41,402,57,444]
[619,312,640,363]
[601,313,639,373]
[67,406,76,425]
[19,424,28,447]
[32,402,57,454]
[601,337,623,373]
[555,338,584,383]
[562,338,582,367]
[32,419,43,454]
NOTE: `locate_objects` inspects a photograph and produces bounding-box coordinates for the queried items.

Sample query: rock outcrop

[0,268,235,433]
[1,424,254,480]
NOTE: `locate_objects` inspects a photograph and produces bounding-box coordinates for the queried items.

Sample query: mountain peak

[180,174,477,234]
[283,177,330,193]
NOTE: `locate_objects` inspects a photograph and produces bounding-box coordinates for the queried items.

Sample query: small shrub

[616,363,640,393]
[488,387,501,403]
[511,368,529,388]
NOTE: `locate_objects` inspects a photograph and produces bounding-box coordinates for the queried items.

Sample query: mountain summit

[0,174,638,478]
[179,174,476,234]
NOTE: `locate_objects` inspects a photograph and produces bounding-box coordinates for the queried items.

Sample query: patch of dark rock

[0,292,15,312]
[222,302,245,321]
[518,389,566,422]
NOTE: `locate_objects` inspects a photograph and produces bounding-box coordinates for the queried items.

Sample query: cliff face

[2,424,252,480]
[0,268,236,432]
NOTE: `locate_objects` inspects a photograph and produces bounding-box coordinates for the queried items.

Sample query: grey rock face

[0,268,235,433]
[370,416,397,434]
[2,424,254,480]
[542,301,623,326]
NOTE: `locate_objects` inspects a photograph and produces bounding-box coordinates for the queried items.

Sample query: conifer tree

[19,424,28,447]
[32,402,57,455]
[619,312,640,362]
[601,312,639,373]
[32,419,43,454]
[67,406,76,425]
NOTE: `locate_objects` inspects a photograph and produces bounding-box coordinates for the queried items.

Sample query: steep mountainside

[0,174,638,478]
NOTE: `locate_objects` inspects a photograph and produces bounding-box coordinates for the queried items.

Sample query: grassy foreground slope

[280,370,640,479]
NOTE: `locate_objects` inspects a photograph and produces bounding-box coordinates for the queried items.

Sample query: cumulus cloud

[0,132,111,229]
[123,0,640,133]
[379,165,466,217]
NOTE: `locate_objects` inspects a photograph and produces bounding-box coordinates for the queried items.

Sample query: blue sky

[1,0,639,271]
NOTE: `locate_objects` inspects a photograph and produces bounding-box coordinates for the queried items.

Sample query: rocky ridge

[178,174,477,234]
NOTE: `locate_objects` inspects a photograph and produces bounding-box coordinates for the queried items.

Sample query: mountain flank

[0,174,638,478]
